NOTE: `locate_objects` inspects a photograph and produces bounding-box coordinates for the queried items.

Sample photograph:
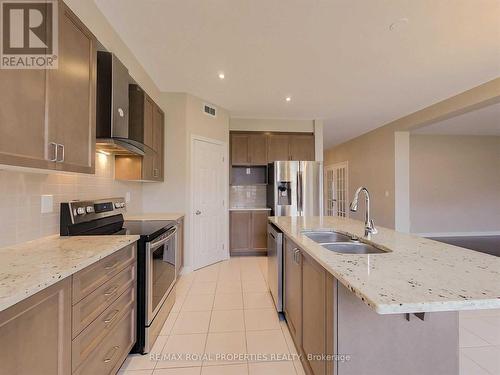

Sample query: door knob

[195,210,202,215]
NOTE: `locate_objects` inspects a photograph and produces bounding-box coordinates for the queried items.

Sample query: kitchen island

[269,216,500,375]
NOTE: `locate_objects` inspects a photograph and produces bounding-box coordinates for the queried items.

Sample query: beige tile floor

[119,256,500,375]
[119,257,305,375]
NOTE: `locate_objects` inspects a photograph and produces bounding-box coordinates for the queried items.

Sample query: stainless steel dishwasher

[267,223,283,312]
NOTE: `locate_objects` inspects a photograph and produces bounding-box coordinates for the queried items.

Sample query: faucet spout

[350,187,378,237]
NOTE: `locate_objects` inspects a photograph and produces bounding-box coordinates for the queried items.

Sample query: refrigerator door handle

[297,170,303,215]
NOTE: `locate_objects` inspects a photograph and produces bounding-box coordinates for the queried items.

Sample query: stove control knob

[120,202,126,208]
[114,202,121,209]
[76,207,85,215]
[86,206,94,214]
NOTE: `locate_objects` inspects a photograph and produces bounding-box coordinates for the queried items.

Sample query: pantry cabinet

[0,0,97,174]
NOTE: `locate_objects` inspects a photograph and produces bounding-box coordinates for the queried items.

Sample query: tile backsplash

[0,153,143,247]
[230,185,267,208]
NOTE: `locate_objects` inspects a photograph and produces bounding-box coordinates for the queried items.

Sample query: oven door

[145,226,177,325]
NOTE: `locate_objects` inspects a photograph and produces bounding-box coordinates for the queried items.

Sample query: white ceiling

[413,101,500,136]
[94,0,500,148]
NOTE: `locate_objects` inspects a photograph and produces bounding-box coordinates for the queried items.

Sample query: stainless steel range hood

[96,51,146,156]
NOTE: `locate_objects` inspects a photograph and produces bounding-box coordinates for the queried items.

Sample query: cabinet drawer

[72,263,135,338]
[73,304,135,375]
[72,243,136,304]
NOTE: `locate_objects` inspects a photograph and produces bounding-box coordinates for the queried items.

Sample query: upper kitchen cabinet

[115,85,164,182]
[230,133,268,165]
[267,133,315,162]
[267,134,290,162]
[48,1,97,174]
[289,134,315,161]
[0,0,97,174]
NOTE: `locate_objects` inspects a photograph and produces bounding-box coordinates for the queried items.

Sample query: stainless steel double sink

[302,230,389,254]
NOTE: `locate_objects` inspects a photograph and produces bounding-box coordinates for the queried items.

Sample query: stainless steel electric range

[60,197,177,354]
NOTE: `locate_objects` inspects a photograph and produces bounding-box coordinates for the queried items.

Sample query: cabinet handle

[293,248,300,264]
[49,142,58,162]
[103,309,120,325]
[56,144,64,162]
[103,345,120,363]
[104,285,118,297]
[104,261,118,271]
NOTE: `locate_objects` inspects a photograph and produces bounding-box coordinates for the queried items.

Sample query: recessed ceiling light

[285,96,292,102]
[389,18,409,31]
[218,72,225,80]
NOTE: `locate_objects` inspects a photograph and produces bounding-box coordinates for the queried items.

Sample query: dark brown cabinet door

[231,134,249,165]
[48,1,96,174]
[152,106,164,181]
[284,238,302,345]
[251,211,269,250]
[230,211,252,254]
[267,134,290,162]
[143,96,154,148]
[248,134,268,165]
[302,251,327,375]
[289,134,315,161]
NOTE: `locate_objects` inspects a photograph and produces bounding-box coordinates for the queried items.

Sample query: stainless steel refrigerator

[267,161,323,312]
[267,161,323,216]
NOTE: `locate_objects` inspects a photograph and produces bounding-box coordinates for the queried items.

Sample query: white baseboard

[415,231,500,238]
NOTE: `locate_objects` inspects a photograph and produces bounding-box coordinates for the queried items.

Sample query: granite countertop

[229,207,272,211]
[125,212,185,221]
[0,234,139,312]
[269,216,500,315]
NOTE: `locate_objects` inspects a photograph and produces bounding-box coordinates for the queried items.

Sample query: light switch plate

[41,195,53,214]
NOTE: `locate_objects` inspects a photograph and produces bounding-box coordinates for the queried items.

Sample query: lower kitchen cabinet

[284,237,302,345]
[302,250,327,375]
[0,278,72,375]
[230,210,269,255]
[0,244,137,375]
[284,236,332,375]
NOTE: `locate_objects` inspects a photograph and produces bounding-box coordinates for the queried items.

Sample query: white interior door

[192,137,227,270]
[325,162,349,217]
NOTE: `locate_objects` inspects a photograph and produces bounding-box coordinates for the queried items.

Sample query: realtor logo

[1,0,58,69]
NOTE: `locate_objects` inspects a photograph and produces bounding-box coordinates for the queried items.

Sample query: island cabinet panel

[335,281,459,375]
[284,237,302,345]
[289,134,315,161]
[0,278,72,375]
[301,251,327,375]
[230,210,269,255]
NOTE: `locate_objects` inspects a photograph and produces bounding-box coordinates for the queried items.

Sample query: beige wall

[410,135,500,234]
[142,93,230,270]
[0,154,143,247]
[324,126,396,229]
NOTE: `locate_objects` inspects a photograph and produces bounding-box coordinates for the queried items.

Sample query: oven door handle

[149,227,178,249]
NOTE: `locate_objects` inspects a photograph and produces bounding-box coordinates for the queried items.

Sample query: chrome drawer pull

[103,345,120,363]
[104,261,118,271]
[103,309,119,325]
[104,285,118,297]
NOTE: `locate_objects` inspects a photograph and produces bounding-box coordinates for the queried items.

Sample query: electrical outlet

[125,192,131,203]
[246,168,251,175]
[41,195,53,214]
[246,191,251,198]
